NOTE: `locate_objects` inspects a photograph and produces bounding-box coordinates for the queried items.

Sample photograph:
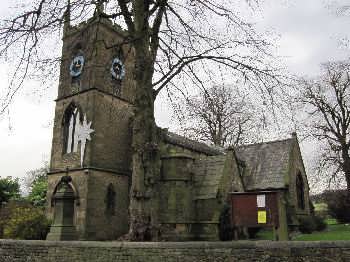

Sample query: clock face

[70,55,84,77]
[110,58,125,80]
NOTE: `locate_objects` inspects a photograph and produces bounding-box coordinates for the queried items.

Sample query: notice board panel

[230,191,279,227]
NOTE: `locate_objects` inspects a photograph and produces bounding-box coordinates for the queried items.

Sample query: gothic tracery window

[62,103,94,166]
[296,172,305,210]
[63,104,80,154]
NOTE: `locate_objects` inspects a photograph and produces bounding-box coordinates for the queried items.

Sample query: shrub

[298,214,327,234]
[313,203,329,220]
[0,176,20,203]
[298,216,316,234]
[323,190,350,223]
[313,215,327,231]
[247,227,261,238]
[27,178,47,207]
[0,201,28,238]
[2,203,50,240]
[25,165,48,207]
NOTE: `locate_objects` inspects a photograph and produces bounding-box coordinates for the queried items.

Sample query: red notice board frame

[230,191,280,228]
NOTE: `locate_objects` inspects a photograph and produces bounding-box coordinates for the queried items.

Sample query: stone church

[45,13,311,241]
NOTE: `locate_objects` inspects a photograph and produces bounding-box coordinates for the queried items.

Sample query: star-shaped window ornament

[70,112,94,166]
[75,115,95,166]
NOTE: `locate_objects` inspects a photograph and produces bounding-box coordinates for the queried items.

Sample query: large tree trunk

[127,34,161,240]
[128,83,161,241]
[341,149,350,197]
[343,162,350,196]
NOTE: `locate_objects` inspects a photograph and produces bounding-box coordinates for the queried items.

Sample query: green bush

[25,165,48,207]
[313,215,327,231]
[313,203,329,220]
[298,215,327,234]
[298,216,316,234]
[248,227,261,238]
[0,176,20,203]
[27,178,47,207]
[2,204,50,240]
[323,190,350,223]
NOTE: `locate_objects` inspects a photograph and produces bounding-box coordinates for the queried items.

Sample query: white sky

[1,0,350,191]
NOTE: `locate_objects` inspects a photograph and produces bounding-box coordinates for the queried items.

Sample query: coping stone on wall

[2,239,350,248]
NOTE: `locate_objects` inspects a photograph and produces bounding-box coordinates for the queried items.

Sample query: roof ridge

[237,137,294,149]
[163,130,225,155]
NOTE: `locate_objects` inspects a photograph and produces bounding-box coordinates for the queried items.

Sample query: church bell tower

[46,9,135,240]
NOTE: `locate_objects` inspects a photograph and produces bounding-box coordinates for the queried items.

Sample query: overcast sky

[1,0,350,191]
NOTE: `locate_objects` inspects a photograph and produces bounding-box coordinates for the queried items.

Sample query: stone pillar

[276,192,289,241]
[47,176,78,241]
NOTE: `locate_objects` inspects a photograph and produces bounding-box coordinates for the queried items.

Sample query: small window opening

[296,172,305,210]
[105,184,116,216]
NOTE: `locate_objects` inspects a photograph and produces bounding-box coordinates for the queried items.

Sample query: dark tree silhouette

[176,84,263,147]
[300,61,350,194]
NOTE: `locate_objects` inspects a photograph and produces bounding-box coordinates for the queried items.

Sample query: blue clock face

[70,55,84,77]
[110,58,125,80]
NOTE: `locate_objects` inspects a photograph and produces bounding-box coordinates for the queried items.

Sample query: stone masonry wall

[1,240,350,262]
[287,139,311,217]
[59,18,136,102]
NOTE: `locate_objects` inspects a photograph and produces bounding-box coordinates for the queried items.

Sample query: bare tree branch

[299,61,350,193]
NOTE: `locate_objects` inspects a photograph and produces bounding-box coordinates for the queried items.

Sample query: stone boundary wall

[1,240,350,261]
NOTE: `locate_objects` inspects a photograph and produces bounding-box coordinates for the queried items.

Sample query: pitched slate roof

[193,155,227,200]
[236,138,294,191]
[163,131,225,156]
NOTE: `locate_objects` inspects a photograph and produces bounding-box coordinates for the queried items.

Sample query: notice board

[230,191,280,227]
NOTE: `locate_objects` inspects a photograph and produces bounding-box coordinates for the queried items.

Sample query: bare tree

[176,84,263,147]
[300,61,350,194]
[0,0,282,240]
[325,0,350,16]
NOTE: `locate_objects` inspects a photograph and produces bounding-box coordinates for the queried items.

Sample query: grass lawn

[254,219,350,241]
[254,228,274,240]
[294,223,350,241]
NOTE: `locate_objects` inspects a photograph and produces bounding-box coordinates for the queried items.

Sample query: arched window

[63,103,80,154]
[105,184,116,216]
[296,172,305,210]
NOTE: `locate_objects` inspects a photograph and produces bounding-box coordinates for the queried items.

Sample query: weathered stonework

[2,240,350,262]
[58,17,136,102]
[47,15,311,242]
[47,16,134,241]
[286,136,311,221]
[237,134,311,232]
